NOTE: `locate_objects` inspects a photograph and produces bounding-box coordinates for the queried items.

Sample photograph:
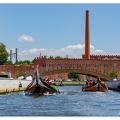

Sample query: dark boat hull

[25,76,60,94]
[105,81,120,91]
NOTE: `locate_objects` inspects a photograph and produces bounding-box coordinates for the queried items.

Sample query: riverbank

[56,81,86,86]
[0,79,32,94]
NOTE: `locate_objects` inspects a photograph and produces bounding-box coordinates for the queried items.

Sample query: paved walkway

[0,79,32,94]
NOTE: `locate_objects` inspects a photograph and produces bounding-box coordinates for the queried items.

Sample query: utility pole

[10,48,18,63]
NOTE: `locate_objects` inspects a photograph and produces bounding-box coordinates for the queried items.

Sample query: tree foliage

[55,56,61,59]
[108,70,118,78]
[6,60,12,64]
[68,72,79,79]
[49,56,54,59]
[0,42,9,65]
[17,71,26,77]
[14,59,34,65]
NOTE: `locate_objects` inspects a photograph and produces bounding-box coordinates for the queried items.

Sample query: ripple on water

[0,86,120,116]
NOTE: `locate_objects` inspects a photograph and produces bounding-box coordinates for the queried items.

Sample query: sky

[0,1,120,62]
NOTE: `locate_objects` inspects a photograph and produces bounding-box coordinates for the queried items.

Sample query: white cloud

[7,44,120,62]
[18,35,34,42]
[61,44,85,50]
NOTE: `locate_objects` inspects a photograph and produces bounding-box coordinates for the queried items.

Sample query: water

[0,86,120,116]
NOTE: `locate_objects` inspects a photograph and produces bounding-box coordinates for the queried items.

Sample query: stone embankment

[0,79,32,94]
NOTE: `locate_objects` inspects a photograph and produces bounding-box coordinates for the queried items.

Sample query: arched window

[49,63,53,67]
[8,69,12,73]
[68,63,72,67]
[77,63,81,68]
[8,69,12,78]
[58,63,62,67]
[42,63,46,67]
[86,63,90,67]
[104,69,108,74]
[96,70,100,73]
[95,63,99,67]
[113,63,117,68]
[104,63,108,67]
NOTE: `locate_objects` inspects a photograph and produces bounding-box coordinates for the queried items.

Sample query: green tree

[14,59,34,65]
[22,60,30,65]
[49,56,54,59]
[6,60,12,64]
[68,72,79,79]
[14,60,23,65]
[0,42,9,65]
[17,71,26,77]
[30,59,34,64]
[55,56,61,59]
[108,70,118,78]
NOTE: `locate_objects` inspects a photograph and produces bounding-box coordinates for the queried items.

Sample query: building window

[58,63,62,67]
[86,63,90,67]
[104,63,108,67]
[42,63,46,67]
[68,63,72,67]
[49,63,53,67]
[104,69,108,74]
[8,69,12,73]
[113,63,117,68]
[8,69,12,77]
[95,63,99,67]
[77,63,81,68]
[96,70,100,73]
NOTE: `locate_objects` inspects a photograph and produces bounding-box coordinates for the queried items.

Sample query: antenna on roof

[66,55,68,58]
[10,48,18,63]
[39,52,42,58]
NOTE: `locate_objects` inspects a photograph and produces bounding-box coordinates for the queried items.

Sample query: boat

[25,65,60,95]
[82,77,108,92]
[105,79,120,91]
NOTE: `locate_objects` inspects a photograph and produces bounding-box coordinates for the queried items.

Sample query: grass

[56,81,86,85]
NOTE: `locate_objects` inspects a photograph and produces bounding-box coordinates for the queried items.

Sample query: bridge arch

[40,69,113,81]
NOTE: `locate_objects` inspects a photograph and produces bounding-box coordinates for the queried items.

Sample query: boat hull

[25,76,60,94]
[82,82,108,92]
[25,64,60,95]
[105,81,120,91]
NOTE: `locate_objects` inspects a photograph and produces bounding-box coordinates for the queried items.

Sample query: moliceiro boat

[25,65,60,95]
[82,77,108,92]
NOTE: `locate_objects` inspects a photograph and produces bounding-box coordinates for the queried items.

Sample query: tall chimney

[85,10,90,59]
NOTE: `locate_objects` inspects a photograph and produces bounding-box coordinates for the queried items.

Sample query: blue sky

[1,3,120,62]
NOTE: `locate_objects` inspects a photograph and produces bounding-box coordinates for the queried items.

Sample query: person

[88,80,93,86]
[85,80,88,86]
[19,82,22,88]
[93,79,96,85]
[48,81,53,86]
[99,80,106,87]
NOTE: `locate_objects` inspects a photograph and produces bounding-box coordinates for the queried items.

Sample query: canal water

[0,86,120,116]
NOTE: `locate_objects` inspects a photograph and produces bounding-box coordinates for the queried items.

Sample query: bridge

[39,69,113,81]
